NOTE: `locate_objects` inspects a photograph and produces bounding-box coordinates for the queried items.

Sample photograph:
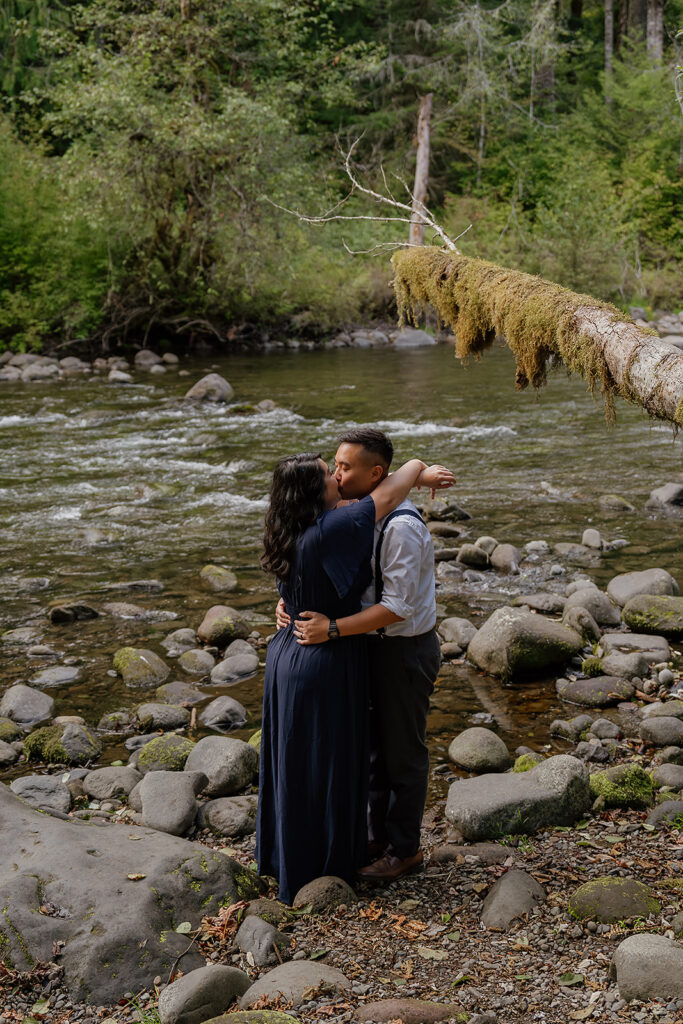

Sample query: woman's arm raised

[370,460,456,521]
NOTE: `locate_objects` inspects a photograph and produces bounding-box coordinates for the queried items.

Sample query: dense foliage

[0,0,681,351]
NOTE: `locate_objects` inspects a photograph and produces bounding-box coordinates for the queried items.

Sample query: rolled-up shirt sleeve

[377,519,427,620]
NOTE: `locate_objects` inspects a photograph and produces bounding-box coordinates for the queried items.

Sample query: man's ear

[370,464,385,485]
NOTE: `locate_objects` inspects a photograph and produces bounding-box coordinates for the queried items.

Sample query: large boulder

[184,736,258,797]
[640,716,683,747]
[569,877,660,923]
[606,568,679,607]
[238,961,352,1010]
[183,373,234,403]
[448,728,510,772]
[83,766,142,801]
[24,723,102,765]
[556,676,635,707]
[0,684,54,727]
[445,754,590,839]
[621,594,683,638]
[610,934,683,1002]
[10,774,71,815]
[113,647,170,689]
[467,607,582,680]
[563,588,621,627]
[0,785,261,1003]
[600,631,670,660]
[197,607,250,646]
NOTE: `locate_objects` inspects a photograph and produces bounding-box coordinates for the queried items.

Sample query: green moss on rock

[582,656,604,677]
[0,718,21,742]
[513,752,544,773]
[24,726,67,763]
[569,876,660,923]
[204,1012,300,1023]
[248,729,262,752]
[589,764,654,808]
[137,734,194,771]
[621,595,683,639]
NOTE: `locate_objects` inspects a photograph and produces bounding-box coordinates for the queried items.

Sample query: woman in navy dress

[256,452,446,904]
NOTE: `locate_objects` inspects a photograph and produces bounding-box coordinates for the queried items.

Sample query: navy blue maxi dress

[256,494,376,905]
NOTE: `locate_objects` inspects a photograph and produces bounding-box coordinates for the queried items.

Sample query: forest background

[0,0,681,353]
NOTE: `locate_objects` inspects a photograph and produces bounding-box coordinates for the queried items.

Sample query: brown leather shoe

[367,840,386,861]
[357,849,424,882]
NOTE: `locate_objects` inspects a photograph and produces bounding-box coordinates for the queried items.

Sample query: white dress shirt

[361,498,436,637]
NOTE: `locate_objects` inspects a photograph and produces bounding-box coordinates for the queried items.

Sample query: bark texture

[391,246,683,428]
[409,94,433,247]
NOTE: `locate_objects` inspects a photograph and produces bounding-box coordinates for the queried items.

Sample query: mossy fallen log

[392,247,683,428]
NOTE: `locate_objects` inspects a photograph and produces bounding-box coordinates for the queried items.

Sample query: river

[1,342,681,798]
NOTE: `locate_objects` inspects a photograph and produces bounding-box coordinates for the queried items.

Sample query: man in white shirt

[286,428,444,881]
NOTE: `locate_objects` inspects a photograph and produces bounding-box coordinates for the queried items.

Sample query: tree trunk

[615,0,628,52]
[409,93,433,247]
[391,247,683,428]
[646,0,663,61]
[569,0,583,30]
[605,0,614,102]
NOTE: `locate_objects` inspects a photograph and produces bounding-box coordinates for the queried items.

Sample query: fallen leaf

[32,1000,49,1015]
[393,978,407,987]
[447,930,461,942]
[359,901,383,921]
[559,972,585,987]
[126,873,146,881]
[472,882,488,893]
[416,945,449,961]
[569,1008,593,1020]
[175,922,191,934]
[310,949,328,960]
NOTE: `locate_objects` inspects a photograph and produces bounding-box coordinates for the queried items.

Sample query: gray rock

[235,917,290,966]
[113,647,170,689]
[108,369,133,383]
[210,651,259,685]
[600,651,652,679]
[0,739,19,766]
[641,699,683,720]
[97,710,136,733]
[429,842,515,866]
[238,961,352,1010]
[645,483,683,510]
[652,763,683,790]
[243,898,292,927]
[569,877,660,923]
[512,593,566,614]
[556,676,635,707]
[456,543,489,569]
[467,606,582,681]
[562,606,602,643]
[490,543,522,574]
[600,632,671,660]
[610,934,683,1002]
[553,541,590,560]
[582,528,602,549]
[640,717,683,747]
[574,740,610,762]
[590,718,620,739]
[564,588,621,627]
[566,579,599,596]
[198,795,258,837]
[480,869,546,930]
[356,999,465,1023]
[139,771,198,836]
[549,714,594,741]
[0,717,22,742]
[448,728,510,772]
[646,801,683,827]
[445,754,590,839]
[607,568,679,607]
[197,606,250,646]
[199,696,248,732]
[156,681,206,705]
[10,774,71,814]
[83,766,142,800]
[598,493,636,512]
[29,665,81,688]
[183,373,234,403]
[392,328,436,347]
[134,348,162,367]
[135,733,195,774]
[178,649,216,675]
[474,536,498,555]
[102,601,158,619]
[184,736,258,797]
[437,617,477,648]
[622,594,683,638]
[157,964,250,1024]
[293,875,357,912]
[161,628,198,654]
[653,746,683,766]
[0,684,55,726]
[136,702,191,731]
[59,723,102,763]
[200,565,238,593]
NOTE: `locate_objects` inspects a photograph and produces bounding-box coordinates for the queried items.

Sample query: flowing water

[1,342,682,799]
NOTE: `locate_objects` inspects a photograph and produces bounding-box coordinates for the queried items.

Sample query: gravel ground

[3,798,680,1024]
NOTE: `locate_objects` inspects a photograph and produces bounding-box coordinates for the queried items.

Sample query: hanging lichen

[391,247,658,423]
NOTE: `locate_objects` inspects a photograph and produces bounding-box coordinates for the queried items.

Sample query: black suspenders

[374,509,425,634]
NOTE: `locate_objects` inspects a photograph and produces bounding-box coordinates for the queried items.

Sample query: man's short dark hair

[336,427,394,468]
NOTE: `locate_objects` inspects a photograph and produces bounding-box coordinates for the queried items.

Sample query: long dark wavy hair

[261,453,326,582]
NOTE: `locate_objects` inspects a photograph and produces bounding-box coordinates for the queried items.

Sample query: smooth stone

[556,676,634,707]
[135,734,195,774]
[98,710,136,733]
[199,696,248,732]
[210,651,259,684]
[598,493,636,511]
[569,877,660,923]
[134,348,162,367]
[645,483,683,509]
[197,606,249,646]
[178,649,216,675]
[183,373,234,403]
[652,764,683,790]
[156,681,206,705]
[590,718,620,739]
[355,999,464,1023]
[201,1014,297,1024]
[641,717,683,747]
[600,631,670,659]
[113,647,170,689]
[490,543,522,574]
[437,617,477,647]
[139,771,198,836]
[198,795,258,837]
[641,699,683,720]
[600,651,652,679]
[10,774,71,814]
[29,665,81,688]
[157,963,249,1024]
[199,565,238,593]
[136,702,191,731]
[392,328,436,347]
[243,898,291,927]
[467,606,582,680]
[0,739,20,766]
[0,684,54,726]
[564,588,621,627]
[108,369,133,383]
[607,568,679,607]
[184,736,258,797]
[0,717,22,742]
[83,766,142,800]
[429,842,515,866]
[238,961,352,1010]
[646,801,683,826]
[512,592,566,614]
[58,723,102,763]
[102,602,158,619]
[445,754,590,839]
[653,746,683,766]
[235,917,289,967]
[610,933,683,1002]
[293,876,357,912]
[562,606,602,643]
[456,544,489,569]
[480,869,546,930]
[566,579,599,596]
[161,628,198,654]
[622,594,683,638]
[582,528,602,549]
[448,727,510,772]
[2,626,41,643]
[574,739,610,762]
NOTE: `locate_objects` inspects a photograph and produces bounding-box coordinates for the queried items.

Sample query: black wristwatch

[328,619,340,640]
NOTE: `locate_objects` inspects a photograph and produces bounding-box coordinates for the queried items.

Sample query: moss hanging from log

[392,247,668,424]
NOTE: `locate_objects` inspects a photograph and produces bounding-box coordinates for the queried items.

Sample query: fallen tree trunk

[391,247,683,428]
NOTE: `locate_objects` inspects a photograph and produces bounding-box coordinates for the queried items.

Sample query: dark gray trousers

[367,628,441,858]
